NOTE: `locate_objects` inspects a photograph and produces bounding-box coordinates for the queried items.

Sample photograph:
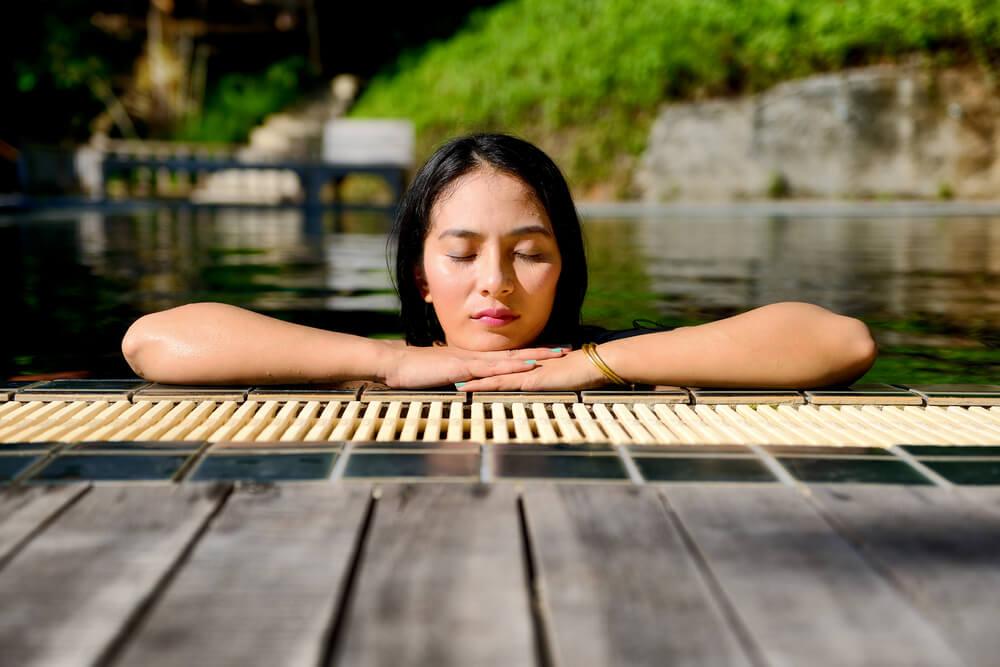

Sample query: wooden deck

[2,481,999,666]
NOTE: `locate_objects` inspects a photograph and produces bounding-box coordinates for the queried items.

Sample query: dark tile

[134,384,250,401]
[906,384,1000,394]
[637,456,775,483]
[778,458,931,485]
[248,385,358,401]
[581,389,689,404]
[764,445,894,457]
[0,381,42,391]
[495,453,626,480]
[18,379,148,392]
[689,389,804,405]
[360,389,464,402]
[0,455,42,482]
[351,441,476,452]
[0,442,62,453]
[472,391,579,404]
[804,384,922,405]
[15,379,150,401]
[72,440,203,453]
[492,443,615,455]
[1,381,42,401]
[902,445,1000,458]
[907,385,1000,406]
[629,444,751,456]
[922,460,1000,485]
[190,452,337,482]
[30,454,191,483]
[344,452,479,478]
[214,440,343,452]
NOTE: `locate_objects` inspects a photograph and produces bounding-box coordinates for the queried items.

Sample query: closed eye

[515,252,543,261]
[447,254,476,262]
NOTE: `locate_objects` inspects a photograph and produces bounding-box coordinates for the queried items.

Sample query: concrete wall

[635,65,1000,200]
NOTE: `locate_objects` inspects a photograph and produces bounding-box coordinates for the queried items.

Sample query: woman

[122,133,877,389]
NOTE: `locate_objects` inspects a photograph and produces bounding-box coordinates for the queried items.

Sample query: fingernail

[549,347,564,352]
[454,382,467,388]
[524,360,537,365]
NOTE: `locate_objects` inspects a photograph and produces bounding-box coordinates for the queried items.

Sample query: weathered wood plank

[664,486,961,666]
[0,485,225,667]
[0,484,89,564]
[335,484,534,666]
[811,484,1000,666]
[523,484,751,666]
[114,484,371,667]
[958,486,1000,518]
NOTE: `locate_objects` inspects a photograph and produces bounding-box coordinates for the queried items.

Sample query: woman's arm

[601,302,877,388]
[121,303,387,384]
[121,302,567,386]
[455,302,878,391]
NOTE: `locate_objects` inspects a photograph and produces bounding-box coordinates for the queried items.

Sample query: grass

[172,57,312,144]
[350,0,999,194]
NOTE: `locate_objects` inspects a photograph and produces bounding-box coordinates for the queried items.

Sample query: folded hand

[452,350,608,392]
[381,343,571,389]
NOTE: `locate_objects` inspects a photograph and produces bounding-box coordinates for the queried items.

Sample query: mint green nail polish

[525,360,537,365]
[549,347,564,352]
[455,382,467,388]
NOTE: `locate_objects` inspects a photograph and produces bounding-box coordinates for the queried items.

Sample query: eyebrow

[436,225,553,240]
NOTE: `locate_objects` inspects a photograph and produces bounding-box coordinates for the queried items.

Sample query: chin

[451,329,536,352]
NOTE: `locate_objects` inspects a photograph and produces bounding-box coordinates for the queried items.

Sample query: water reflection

[4,207,998,382]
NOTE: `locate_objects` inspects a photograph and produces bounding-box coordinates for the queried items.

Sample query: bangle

[581,343,628,385]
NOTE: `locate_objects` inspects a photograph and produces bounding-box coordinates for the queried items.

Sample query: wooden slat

[469,402,486,442]
[0,485,225,667]
[422,401,443,442]
[551,403,583,443]
[511,402,534,443]
[490,403,509,444]
[399,401,423,441]
[571,403,607,442]
[114,485,371,667]
[329,401,363,441]
[335,484,533,666]
[664,486,961,666]
[375,401,404,441]
[445,401,463,441]
[810,484,1000,665]
[532,402,559,443]
[0,485,89,563]
[302,401,343,441]
[523,485,750,666]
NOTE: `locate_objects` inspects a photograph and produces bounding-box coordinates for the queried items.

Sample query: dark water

[3,207,998,383]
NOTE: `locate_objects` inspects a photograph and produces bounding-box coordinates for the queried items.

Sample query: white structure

[322,119,414,168]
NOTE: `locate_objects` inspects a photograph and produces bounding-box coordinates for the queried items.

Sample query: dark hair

[390,133,588,346]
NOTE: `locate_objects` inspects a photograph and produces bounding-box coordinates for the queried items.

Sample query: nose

[478,252,514,297]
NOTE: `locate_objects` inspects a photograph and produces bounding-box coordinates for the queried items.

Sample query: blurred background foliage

[352,0,1000,192]
[3,0,500,146]
[5,0,1000,187]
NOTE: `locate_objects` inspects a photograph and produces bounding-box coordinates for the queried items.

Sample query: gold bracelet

[581,343,628,385]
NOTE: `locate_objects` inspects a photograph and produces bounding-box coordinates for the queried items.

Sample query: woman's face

[419,169,562,351]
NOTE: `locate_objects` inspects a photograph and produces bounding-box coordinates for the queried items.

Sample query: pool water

[3,207,998,383]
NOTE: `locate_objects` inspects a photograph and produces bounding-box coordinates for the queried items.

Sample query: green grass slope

[351,0,998,196]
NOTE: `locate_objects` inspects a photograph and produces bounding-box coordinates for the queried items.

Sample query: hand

[454,349,608,392]
[379,343,570,389]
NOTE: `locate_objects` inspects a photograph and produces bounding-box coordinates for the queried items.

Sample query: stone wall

[634,65,1000,200]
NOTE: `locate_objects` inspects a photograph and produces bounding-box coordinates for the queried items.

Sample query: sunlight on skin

[418,169,563,351]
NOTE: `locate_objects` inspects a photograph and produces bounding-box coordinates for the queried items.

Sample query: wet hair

[390,133,587,347]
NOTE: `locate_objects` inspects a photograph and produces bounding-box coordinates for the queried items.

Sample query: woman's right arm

[121,302,564,386]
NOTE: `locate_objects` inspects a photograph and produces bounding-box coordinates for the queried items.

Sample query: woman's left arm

[456,302,877,391]
[600,302,877,388]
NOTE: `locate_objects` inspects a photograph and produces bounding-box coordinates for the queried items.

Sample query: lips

[472,307,519,327]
